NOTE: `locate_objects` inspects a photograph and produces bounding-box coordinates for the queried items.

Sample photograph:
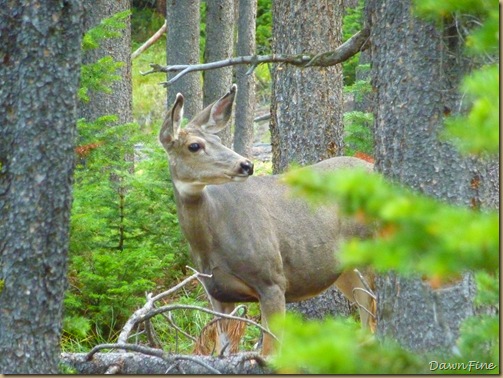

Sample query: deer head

[159,84,254,196]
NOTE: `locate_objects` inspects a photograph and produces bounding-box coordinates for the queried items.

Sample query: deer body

[160,85,373,355]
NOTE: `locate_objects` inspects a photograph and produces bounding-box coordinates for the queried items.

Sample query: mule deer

[159,85,375,355]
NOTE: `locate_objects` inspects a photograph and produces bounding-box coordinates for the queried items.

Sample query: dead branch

[305,27,370,67]
[117,270,210,346]
[87,343,166,360]
[254,113,271,123]
[161,312,197,343]
[145,303,278,342]
[61,352,273,374]
[116,266,276,357]
[131,20,167,60]
[142,27,370,86]
[172,355,222,374]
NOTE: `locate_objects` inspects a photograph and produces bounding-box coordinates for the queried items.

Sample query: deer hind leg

[335,269,376,331]
[258,284,285,355]
[208,298,245,355]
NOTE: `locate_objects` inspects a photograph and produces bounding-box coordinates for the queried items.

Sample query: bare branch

[117,271,209,345]
[254,113,271,123]
[173,355,222,374]
[131,20,167,60]
[146,304,278,342]
[86,343,166,361]
[353,268,376,299]
[142,28,371,86]
[161,312,197,343]
[305,27,370,67]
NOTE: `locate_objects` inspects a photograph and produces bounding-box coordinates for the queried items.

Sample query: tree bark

[366,0,498,352]
[0,1,84,373]
[233,0,257,158]
[286,285,357,320]
[166,0,202,119]
[80,0,133,125]
[270,0,345,174]
[203,0,235,147]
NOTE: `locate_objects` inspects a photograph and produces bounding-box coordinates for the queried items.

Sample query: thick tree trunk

[366,0,498,352]
[270,0,345,174]
[203,0,235,147]
[233,0,257,158]
[80,0,132,124]
[0,1,84,373]
[376,273,477,353]
[269,0,350,318]
[166,0,202,119]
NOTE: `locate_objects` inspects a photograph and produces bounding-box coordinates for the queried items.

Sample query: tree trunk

[270,0,345,174]
[233,0,257,158]
[0,1,84,373]
[269,0,351,318]
[80,0,133,125]
[166,0,202,119]
[203,0,235,147]
[366,0,498,352]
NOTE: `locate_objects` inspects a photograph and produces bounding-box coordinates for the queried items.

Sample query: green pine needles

[64,11,190,350]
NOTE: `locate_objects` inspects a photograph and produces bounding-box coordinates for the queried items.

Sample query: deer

[159,84,375,355]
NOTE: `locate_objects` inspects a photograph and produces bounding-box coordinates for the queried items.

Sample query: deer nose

[240,160,254,176]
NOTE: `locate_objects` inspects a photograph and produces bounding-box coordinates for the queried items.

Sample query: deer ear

[188,84,236,134]
[159,93,184,146]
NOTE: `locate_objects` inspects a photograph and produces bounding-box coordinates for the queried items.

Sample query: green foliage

[343,111,373,156]
[66,117,189,347]
[413,0,498,56]
[342,0,365,85]
[131,6,165,44]
[413,0,499,156]
[79,57,123,102]
[256,0,272,55]
[343,64,373,157]
[64,11,190,350]
[285,168,498,277]
[272,314,426,374]
[277,1,499,373]
[79,10,131,103]
[82,10,131,51]
[444,65,499,155]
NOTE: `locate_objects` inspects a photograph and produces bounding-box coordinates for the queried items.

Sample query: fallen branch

[131,20,167,60]
[117,270,211,346]
[116,266,277,355]
[145,303,278,342]
[142,27,371,86]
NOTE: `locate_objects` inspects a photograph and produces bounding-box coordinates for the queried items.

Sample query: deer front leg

[258,284,285,355]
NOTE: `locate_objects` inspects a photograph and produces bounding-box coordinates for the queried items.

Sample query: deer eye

[188,143,201,152]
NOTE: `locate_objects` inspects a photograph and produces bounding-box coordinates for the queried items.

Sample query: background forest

[0,0,498,374]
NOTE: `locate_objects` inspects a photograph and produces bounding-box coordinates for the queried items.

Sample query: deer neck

[171,176,215,261]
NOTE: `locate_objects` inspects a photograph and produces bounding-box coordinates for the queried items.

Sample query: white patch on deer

[172,179,205,197]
